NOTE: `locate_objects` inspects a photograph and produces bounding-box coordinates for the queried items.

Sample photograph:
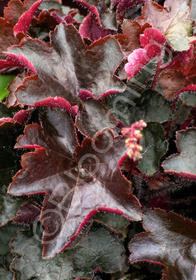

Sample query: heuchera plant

[0,0,196,279]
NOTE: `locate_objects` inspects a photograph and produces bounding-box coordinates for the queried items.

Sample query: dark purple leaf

[79,6,116,41]
[4,23,125,105]
[76,98,118,138]
[12,200,41,224]
[8,107,142,258]
[162,128,196,179]
[158,44,196,100]
[129,209,196,280]
[0,19,15,58]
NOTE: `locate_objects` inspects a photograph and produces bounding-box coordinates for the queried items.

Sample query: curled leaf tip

[122,120,147,161]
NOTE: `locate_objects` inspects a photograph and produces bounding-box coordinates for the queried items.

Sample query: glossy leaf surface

[129,209,196,280]
[8,107,142,258]
[162,128,196,179]
[6,23,125,104]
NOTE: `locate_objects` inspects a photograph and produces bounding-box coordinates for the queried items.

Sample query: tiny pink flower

[122,120,147,162]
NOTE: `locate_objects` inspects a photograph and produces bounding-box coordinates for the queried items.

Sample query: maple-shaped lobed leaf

[2,23,125,105]
[162,128,196,179]
[137,0,195,51]
[8,107,142,258]
[129,209,196,280]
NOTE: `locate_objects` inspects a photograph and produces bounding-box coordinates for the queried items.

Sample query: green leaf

[0,223,22,256]
[70,223,128,278]
[0,75,15,101]
[0,268,13,280]
[162,128,196,179]
[0,222,23,280]
[0,182,27,227]
[165,0,196,51]
[139,122,168,176]
[11,222,127,280]
[93,212,130,234]
[11,228,73,280]
[127,57,158,90]
[104,88,171,126]
[39,0,62,11]
[179,88,196,107]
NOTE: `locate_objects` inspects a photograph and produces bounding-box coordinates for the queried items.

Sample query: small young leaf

[115,0,145,23]
[129,209,196,280]
[162,128,196,179]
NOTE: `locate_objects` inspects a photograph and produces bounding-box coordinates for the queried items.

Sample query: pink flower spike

[122,120,147,162]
